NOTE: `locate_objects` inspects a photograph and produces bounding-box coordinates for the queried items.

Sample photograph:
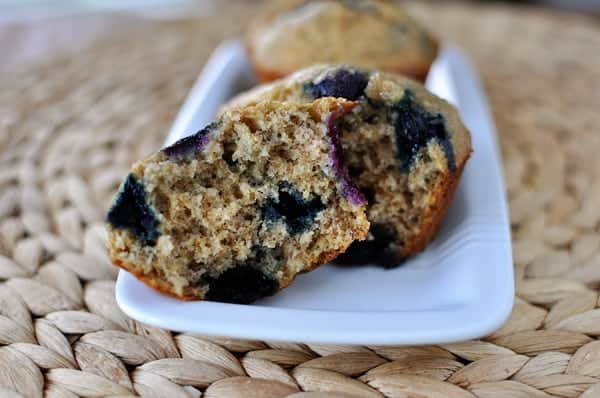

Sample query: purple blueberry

[203,266,279,304]
[162,122,217,159]
[304,68,369,101]
[389,90,455,171]
[340,0,380,15]
[106,174,159,246]
[335,223,405,267]
[263,183,325,235]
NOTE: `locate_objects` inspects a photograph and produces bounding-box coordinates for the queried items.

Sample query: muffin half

[107,98,369,302]
[224,65,472,266]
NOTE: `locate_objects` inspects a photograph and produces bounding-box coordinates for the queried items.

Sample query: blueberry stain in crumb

[203,264,279,304]
[304,68,369,101]
[107,174,160,246]
[162,122,217,159]
[389,90,455,172]
[263,183,326,235]
[335,223,405,268]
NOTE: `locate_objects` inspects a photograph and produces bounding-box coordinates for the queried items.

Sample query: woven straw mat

[1,2,600,397]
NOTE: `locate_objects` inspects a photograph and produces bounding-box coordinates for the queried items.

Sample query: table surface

[0,2,600,397]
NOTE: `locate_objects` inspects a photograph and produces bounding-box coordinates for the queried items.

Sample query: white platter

[116,41,514,345]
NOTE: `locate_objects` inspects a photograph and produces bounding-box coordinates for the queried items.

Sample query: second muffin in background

[247,0,438,82]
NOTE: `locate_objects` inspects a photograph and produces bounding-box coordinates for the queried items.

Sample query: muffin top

[247,0,438,81]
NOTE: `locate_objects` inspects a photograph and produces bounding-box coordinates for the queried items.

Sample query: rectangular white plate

[116,41,514,345]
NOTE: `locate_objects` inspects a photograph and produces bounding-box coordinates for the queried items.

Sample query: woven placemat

[1,2,600,397]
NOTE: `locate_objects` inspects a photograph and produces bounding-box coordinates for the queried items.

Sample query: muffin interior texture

[107,99,369,302]
[224,65,471,266]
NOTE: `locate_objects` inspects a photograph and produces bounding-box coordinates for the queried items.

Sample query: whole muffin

[224,65,472,267]
[107,98,369,302]
[247,0,438,82]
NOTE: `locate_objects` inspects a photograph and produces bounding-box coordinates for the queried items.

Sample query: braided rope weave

[1,2,600,397]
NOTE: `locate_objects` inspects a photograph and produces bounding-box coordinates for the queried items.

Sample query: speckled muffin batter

[225,65,472,266]
[247,0,438,82]
[106,98,369,302]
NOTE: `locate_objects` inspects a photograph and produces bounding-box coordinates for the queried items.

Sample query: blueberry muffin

[224,65,472,267]
[106,98,369,302]
[247,0,438,82]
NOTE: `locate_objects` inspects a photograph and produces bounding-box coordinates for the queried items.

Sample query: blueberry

[262,183,325,235]
[162,122,217,159]
[203,264,279,304]
[361,187,376,204]
[295,1,378,16]
[339,0,379,15]
[107,174,160,245]
[389,90,455,171]
[335,223,405,268]
[304,69,369,101]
